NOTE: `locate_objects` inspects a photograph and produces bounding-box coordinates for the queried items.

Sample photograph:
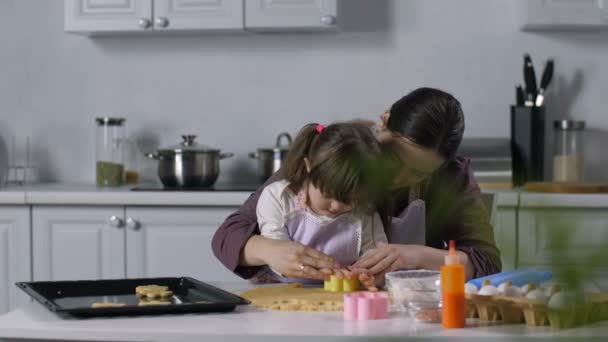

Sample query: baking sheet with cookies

[15,277,249,318]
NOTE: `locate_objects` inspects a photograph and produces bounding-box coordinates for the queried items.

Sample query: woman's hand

[352,244,423,276]
[244,235,339,281]
[353,243,474,280]
[333,268,378,292]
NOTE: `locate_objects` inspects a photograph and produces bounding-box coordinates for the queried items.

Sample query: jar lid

[158,135,220,154]
[96,117,125,126]
[553,120,585,131]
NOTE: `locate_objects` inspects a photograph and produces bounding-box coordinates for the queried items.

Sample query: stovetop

[131,184,260,192]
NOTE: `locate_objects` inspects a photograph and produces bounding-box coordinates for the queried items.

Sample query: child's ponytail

[283,123,320,188]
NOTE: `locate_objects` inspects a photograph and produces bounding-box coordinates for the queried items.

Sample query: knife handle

[539,59,554,91]
[516,84,525,106]
[523,54,538,98]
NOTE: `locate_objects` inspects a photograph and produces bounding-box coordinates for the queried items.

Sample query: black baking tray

[15,277,250,318]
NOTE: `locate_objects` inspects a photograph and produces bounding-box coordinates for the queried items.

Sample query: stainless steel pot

[146,135,233,188]
[249,132,292,182]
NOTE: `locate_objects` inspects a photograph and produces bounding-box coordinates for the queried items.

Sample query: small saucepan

[249,132,292,182]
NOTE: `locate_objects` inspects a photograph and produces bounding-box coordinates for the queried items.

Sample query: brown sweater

[211,156,501,279]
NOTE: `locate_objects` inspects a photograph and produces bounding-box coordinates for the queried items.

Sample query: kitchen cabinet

[245,0,337,31]
[483,191,518,271]
[32,205,242,283]
[0,207,31,315]
[517,202,608,291]
[64,0,243,33]
[517,0,608,30]
[125,206,242,281]
[495,204,518,271]
[32,206,125,281]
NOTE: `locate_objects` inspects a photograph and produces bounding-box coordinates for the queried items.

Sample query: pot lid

[96,117,125,126]
[158,135,220,154]
[553,120,586,131]
[258,132,293,152]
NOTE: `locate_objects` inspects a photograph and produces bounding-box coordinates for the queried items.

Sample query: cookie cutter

[344,292,389,320]
[324,275,359,293]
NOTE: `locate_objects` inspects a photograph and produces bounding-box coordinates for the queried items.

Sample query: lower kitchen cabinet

[0,206,31,315]
[32,205,243,284]
[33,206,125,281]
[518,204,608,291]
[495,205,518,271]
[125,206,243,282]
[485,191,519,272]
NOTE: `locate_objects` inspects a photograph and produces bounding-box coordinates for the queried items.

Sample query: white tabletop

[0,283,606,342]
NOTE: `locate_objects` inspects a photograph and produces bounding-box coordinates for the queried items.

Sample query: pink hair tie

[316,124,325,133]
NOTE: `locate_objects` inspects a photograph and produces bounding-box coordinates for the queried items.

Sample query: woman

[212,87,501,282]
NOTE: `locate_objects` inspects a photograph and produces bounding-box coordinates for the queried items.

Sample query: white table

[0,283,606,342]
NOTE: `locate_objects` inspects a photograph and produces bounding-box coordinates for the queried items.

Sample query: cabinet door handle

[126,217,140,230]
[320,15,336,25]
[155,17,169,28]
[109,215,124,228]
[138,18,152,29]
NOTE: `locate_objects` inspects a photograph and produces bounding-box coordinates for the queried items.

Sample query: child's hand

[353,269,378,292]
[333,268,353,280]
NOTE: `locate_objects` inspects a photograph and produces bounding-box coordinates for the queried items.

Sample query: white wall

[0,0,607,185]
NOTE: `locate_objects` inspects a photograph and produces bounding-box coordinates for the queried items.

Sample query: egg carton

[466,285,608,329]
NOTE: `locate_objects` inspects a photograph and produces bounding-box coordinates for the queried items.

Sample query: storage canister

[553,120,585,182]
[96,117,125,187]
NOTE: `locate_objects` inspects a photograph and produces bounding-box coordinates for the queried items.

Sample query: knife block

[511,106,545,186]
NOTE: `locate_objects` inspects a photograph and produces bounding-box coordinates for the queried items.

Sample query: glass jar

[553,120,585,182]
[96,117,125,187]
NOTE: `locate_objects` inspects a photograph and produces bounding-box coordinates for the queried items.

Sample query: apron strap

[408,183,421,203]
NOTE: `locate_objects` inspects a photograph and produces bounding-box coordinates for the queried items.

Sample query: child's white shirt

[256,180,387,257]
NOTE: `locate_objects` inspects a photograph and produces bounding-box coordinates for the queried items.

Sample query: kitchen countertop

[1,184,607,208]
[0,184,256,206]
[0,282,605,342]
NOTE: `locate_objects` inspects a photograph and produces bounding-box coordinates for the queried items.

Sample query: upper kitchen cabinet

[64,0,243,34]
[65,0,153,33]
[517,0,608,30]
[0,207,31,315]
[154,0,243,31]
[245,0,337,31]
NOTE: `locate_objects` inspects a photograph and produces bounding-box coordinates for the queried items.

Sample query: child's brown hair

[283,122,389,210]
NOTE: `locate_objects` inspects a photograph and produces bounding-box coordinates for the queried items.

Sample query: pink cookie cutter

[343,292,389,320]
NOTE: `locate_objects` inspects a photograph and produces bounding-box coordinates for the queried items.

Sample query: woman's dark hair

[283,122,387,209]
[386,87,465,160]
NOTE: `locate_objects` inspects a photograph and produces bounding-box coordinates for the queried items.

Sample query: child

[256,122,388,287]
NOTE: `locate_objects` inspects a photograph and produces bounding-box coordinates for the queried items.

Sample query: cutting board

[240,283,345,311]
[525,182,608,193]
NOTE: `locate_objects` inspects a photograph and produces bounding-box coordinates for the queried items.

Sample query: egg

[465,283,478,294]
[479,284,498,296]
[545,284,562,298]
[521,282,537,295]
[502,286,522,298]
[497,281,521,297]
[526,288,548,303]
[548,291,575,310]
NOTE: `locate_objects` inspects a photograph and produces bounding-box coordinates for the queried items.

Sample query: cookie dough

[135,285,173,299]
[240,283,345,312]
